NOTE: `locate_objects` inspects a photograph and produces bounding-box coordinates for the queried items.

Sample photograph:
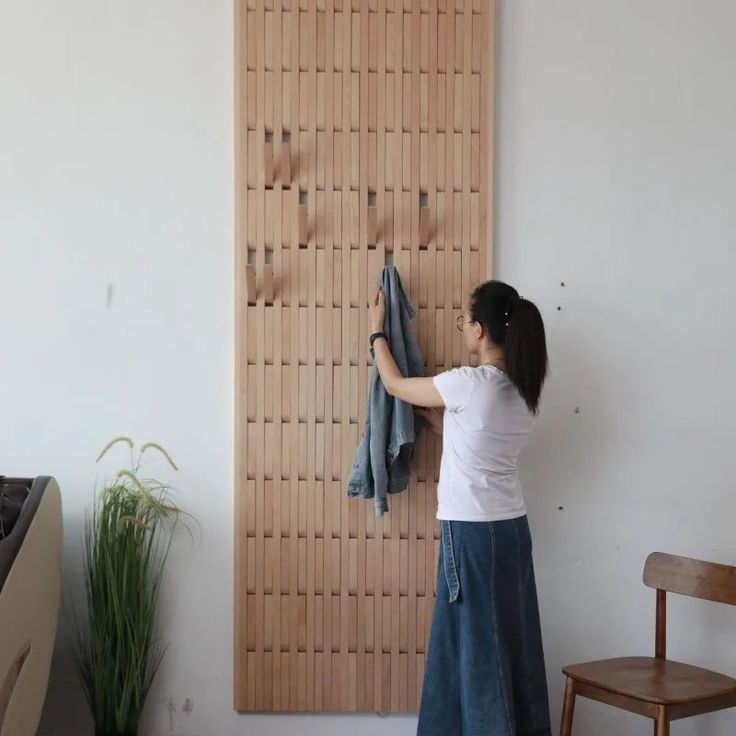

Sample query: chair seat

[563,657,736,705]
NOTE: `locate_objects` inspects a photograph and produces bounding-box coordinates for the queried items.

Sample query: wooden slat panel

[235,0,494,713]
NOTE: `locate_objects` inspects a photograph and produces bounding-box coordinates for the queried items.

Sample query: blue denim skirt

[417,517,551,736]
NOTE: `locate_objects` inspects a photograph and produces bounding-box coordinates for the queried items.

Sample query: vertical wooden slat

[322,0,336,708]
[481,1,493,278]
[287,0,301,710]
[234,0,248,710]
[389,2,402,715]
[269,0,284,711]
[339,1,352,712]
[373,0,386,710]
[356,0,370,712]
[444,0,456,373]
[254,0,267,711]
[305,0,319,712]
[405,0,421,710]
[461,0,473,364]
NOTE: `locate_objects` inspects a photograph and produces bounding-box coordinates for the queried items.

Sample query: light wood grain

[235,0,493,712]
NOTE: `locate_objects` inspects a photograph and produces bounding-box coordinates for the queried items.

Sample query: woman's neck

[478,343,506,372]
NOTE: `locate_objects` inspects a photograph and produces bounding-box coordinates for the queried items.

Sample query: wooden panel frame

[235,0,495,712]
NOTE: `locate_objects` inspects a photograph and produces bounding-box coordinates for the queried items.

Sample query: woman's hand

[369,288,386,334]
[415,407,444,436]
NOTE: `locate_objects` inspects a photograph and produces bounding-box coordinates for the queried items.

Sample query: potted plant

[73,437,185,736]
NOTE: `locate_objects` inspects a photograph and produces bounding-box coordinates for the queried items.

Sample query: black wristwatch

[369,331,387,347]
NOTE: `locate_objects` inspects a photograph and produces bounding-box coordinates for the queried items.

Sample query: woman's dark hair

[469,280,548,414]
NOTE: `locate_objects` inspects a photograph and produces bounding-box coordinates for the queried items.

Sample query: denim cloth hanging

[346,266,425,516]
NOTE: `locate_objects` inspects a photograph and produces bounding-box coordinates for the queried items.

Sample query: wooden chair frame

[560,552,736,736]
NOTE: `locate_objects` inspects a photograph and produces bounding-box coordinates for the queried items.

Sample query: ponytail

[469,281,548,414]
[504,297,548,414]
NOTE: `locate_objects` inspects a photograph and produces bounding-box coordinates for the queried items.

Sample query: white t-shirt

[432,365,533,522]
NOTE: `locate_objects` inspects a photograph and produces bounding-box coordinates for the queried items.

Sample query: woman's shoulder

[444,364,508,378]
[437,364,510,383]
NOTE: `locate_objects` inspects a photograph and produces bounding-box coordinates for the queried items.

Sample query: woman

[368,279,551,736]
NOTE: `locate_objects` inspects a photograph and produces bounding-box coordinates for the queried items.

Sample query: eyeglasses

[456,315,474,333]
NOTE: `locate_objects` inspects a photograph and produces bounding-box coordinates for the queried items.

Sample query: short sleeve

[433,367,474,412]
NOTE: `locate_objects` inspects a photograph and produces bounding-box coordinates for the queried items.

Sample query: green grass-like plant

[73,437,184,736]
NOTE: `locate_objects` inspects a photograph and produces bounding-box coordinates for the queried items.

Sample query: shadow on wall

[38,514,92,736]
[38,648,92,736]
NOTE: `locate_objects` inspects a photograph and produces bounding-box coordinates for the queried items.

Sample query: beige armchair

[0,477,62,736]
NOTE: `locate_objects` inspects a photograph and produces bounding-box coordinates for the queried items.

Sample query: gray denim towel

[346,266,425,516]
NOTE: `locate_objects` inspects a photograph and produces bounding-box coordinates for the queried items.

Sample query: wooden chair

[560,552,736,736]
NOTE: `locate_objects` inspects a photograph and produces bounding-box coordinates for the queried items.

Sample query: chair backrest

[644,552,736,605]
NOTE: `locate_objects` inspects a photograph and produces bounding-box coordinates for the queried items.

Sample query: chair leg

[560,676,576,736]
[654,705,669,736]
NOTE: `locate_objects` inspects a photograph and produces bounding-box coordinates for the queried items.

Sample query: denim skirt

[417,517,551,736]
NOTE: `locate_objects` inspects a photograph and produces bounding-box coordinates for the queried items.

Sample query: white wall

[497,1,736,733]
[1,1,735,734]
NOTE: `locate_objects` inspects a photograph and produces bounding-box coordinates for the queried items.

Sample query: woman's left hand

[369,289,386,333]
